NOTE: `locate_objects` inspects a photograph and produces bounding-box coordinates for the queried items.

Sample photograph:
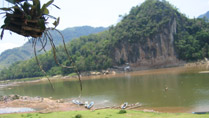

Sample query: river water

[1,66,209,113]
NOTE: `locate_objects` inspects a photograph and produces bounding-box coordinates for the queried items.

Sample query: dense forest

[0,0,209,80]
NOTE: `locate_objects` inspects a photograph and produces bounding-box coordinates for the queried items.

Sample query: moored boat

[121,102,128,109]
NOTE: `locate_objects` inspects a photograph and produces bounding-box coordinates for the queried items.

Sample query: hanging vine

[0,0,82,91]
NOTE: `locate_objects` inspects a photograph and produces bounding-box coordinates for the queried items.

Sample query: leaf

[32,0,41,15]
[43,8,49,15]
[0,7,12,11]
[5,0,15,4]
[44,0,54,8]
[52,4,60,9]
[36,2,41,15]
[44,14,56,19]
[53,17,60,28]
[41,0,54,14]
[38,19,46,30]
[33,0,40,6]
[22,2,32,14]
[0,28,5,40]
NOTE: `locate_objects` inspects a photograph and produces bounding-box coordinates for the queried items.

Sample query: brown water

[1,66,209,113]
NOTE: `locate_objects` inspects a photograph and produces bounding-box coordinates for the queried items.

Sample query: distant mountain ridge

[198,11,209,19]
[0,26,107,69]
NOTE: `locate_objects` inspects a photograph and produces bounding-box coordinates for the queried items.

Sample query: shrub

[118,109,127,114]
[75,114,82,118]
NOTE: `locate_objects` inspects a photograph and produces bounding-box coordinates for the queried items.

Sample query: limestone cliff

[109,0,187,69]
[112,18,183,68]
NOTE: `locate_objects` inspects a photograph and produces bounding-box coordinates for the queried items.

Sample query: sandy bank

[0,95,86,114]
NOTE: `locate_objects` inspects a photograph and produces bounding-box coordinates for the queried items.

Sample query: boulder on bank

[0,94,20,101]
[0,95,43,102]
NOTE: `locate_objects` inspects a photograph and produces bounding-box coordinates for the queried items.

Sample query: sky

[0,0,209,54]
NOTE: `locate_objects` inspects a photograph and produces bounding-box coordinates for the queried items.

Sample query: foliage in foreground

[0,109,209,118]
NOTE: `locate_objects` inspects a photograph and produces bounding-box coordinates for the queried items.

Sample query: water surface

[0,107,35,114]
[1,67,209,112]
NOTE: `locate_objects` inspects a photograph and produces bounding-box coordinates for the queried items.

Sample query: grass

[68,73,77,77]
[0,109,209,118]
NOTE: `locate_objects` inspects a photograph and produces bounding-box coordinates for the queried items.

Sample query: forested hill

[0,26,107,69]
[1,0,209,80]
[199,11,209,19]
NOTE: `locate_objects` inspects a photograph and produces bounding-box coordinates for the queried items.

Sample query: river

[1,66,209,113]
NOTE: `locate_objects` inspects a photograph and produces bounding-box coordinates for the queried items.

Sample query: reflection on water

[1,67,209,112]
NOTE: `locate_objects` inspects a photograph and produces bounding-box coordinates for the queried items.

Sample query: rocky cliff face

[112,18,183,69]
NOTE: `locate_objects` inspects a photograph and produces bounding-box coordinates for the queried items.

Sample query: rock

[90,71,101,75]
[0,95,5,101]
[102,70,109,75]
[19,96,43,101]
[57,99,64,103]
[33,96,43,101]
[9,94,20,100]
[20,96,28,100]
[112,71,116,75]
[0,94,20,101]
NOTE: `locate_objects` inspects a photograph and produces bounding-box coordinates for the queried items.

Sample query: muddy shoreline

[0,94,144,114]
[0,95,87,114]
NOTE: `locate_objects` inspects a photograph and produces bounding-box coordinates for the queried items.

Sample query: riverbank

[0,95,86,114]
[1,58,208,87]
[0,109,209,118]
[0,94,208,117]
[0,62,209,116]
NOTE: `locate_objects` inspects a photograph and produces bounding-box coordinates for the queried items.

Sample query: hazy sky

[0,0,209,54]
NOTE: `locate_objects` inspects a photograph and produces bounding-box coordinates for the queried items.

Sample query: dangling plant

[0,0,82,91]
[0,0,60,38]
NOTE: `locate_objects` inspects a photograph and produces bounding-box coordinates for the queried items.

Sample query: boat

[86,101,94,109]
[72,100,84,105]
[84,101,89,107]
[121,102,128,109]
[199,71,209,74]
[192,111,209,114]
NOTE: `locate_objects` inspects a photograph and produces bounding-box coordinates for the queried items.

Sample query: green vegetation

[0,109,208,118]
[175,18,209,61]
[75,114,82,118]
[0,0,209,80]
[0,26,106,70]
[118,109,127,114]
[110,0,178,44]
[0,31,113,80]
